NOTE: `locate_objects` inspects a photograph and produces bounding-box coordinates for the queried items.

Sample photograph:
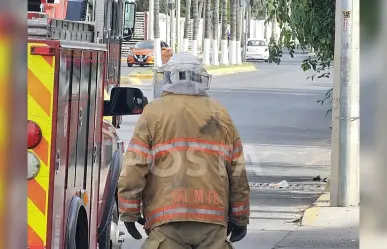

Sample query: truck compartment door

[74,50,91,189]
[50,49,72,249]
[85,51,99,245]
[67,50,81,189]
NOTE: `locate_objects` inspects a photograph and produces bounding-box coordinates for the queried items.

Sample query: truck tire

[98,199,119,249]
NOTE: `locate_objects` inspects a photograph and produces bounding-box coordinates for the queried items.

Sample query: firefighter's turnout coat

[118,91,250,230]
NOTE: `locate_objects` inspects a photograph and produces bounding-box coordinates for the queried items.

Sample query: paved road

[117,53,331,249]
[121,62,152,76]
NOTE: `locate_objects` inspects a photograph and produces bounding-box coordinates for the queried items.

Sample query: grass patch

[205,62,254,70]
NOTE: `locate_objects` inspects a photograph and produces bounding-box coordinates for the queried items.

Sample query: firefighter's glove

[137,218,151,236]
[227,222,247,243]
[124,217,146,240]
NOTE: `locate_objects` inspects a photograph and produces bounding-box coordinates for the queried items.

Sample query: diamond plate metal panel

[94,0,107,43]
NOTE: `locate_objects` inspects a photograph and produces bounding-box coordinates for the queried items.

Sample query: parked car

[246,39,269,62]
[127,40,173,67]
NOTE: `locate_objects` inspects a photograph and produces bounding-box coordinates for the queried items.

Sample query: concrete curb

[207,64,257,75]
[301,192,330,226]
[120,76,145,85]
[301,181,331,226]
[127,64,257,80]
[127,73,153,79]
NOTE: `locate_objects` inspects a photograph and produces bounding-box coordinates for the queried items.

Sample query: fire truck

[27,0,144,249]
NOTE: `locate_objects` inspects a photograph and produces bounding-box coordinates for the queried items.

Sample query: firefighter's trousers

[141,221,234,249]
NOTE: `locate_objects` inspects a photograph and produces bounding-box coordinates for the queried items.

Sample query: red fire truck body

[27,1,141,249]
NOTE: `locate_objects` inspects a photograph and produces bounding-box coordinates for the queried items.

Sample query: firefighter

[117,52,250,249]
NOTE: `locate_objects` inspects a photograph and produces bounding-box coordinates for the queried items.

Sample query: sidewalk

[274,191,359,249]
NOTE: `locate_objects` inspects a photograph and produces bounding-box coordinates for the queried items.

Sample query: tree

[250,0,266,20]
[270,9,276,42]
[265,0,335,111]
[192,0,200,56]
[229,0,237,64]
[236,0,242,64]
[154,0,162,67]
[220,0,229,64]
[138,0,188,17]
[211,0,220,65]
[182,0,191,51]
[202,0,211,65]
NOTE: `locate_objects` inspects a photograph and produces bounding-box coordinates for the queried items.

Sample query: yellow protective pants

[141,222,235,249]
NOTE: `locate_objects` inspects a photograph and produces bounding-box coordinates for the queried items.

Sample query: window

[123,2,135,30]
[111,1,118,37]
[247,40,266,46]
[134,41,154,49]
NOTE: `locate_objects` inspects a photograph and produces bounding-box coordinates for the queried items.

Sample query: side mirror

[123,1,136,41]
[103,87,148,116]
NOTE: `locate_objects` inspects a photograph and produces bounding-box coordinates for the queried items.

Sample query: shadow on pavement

[234,226,358,249]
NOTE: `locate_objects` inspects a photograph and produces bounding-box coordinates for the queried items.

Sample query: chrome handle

[55,150,60,173]
[92,144,97,164]
[78,108,83,131]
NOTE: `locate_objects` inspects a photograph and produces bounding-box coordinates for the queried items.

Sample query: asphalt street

[120,62,151,76]
[117,52,333,249]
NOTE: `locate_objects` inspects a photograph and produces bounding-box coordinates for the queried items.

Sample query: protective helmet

[153,52,212,99]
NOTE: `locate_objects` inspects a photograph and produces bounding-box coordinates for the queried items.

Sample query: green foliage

[268,41,283,64]
[250,0,266,20]
[265,0,335,113]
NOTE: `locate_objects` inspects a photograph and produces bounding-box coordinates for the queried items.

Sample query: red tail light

[28,120,42,149]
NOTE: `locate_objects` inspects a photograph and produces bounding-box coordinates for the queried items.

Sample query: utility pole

[331,0,359,207]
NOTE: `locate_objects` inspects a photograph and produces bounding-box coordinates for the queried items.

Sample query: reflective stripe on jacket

[117,92,250,229]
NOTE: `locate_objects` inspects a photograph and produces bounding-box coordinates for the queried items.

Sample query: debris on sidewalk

[285,216,302,224]
[269,180,289,188]
[248,181,326,192]
[312,175,328,182]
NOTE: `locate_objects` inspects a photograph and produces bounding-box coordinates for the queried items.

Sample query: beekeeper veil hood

[153,52,212,98]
